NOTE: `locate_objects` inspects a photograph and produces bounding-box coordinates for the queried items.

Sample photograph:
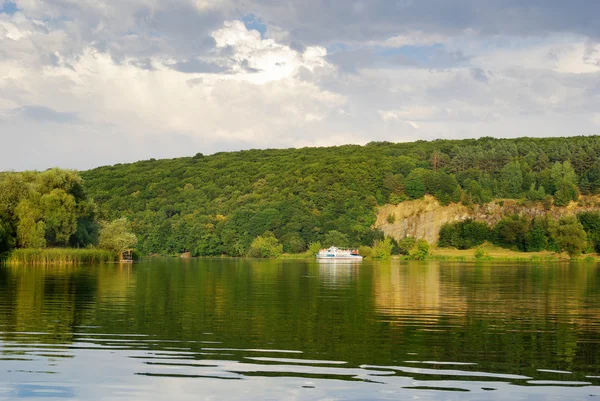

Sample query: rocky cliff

[375,195,600,244]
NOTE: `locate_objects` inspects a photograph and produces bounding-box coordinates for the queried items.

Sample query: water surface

[1,259,600,400]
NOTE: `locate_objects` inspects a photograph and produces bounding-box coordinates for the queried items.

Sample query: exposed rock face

[375,195,600,244]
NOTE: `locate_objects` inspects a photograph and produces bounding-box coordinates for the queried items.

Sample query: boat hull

[316,256,363,261]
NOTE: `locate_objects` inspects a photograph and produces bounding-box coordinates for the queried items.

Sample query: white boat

[316,246,363,261]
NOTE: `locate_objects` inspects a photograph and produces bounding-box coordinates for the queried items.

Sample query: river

[1,259,599,400]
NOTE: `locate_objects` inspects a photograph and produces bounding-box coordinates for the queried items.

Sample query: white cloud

[1,2,600,170]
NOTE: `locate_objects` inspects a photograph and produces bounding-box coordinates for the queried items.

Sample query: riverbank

[278,243,599,262]
[4,248,117,265]
[427,244,598,262]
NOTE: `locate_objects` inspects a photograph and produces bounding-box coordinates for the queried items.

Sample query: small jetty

[120,249,133,263]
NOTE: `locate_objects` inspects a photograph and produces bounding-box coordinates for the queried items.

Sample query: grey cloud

[327,46,470,73]
[470,68,492,83]
[169,59,229,74]
[246,0,600,44]
[17,106,79,124]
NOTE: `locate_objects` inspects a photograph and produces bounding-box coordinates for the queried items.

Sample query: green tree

[98,218,138,254]
[15,198,46,248]
[549,216,587,257]
[493,215,528,251]
[323,230,349,247]
[524,217,549,252]
[247,231,283,258]
[577,212,600,253]
[40,189,78,246]
[551,161,579,206]
[405,169,426,199]
[500,161,524,198]
[0,220,15,253]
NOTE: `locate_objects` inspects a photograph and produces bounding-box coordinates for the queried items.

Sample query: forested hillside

[79,136,600,256]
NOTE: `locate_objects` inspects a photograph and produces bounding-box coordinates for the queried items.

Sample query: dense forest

[76,136,600,257]
[3,136,600,258]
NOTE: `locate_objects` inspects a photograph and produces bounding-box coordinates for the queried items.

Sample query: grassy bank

[5,248,117,265]
[427,244,600,262]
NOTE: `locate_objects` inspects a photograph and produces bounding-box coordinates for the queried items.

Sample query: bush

[410,239,429,260]
[308,241,322,256]
[474,247,488,259]
[397,236,416,255]
[438,220,490,249]
[386,213,396,224]
[493,215,528,251]
[371,237,393,260]
[358,245,372,258]
[247,232,283,258]
[549,216,587,257]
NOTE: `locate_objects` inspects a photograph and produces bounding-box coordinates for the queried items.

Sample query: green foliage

[308,241,322,256]
[549,216,587,257]
[386,213,396,224]
[98,218,138,254]
[409,239,429,260]
[474,247,489,259]
[396,236,416,255]
[578,212,600,253]
[438,220,490,249]
[323,230,349,247]
[493,215,528,251]
[405,169,426,199]
[71,135,600,256]
[0,169,97,251]
[524,217,549,252]
[0,220,15,254]
[358,245,372,258]
[371,237,393,260]
[247,232,283,258]
[525,184,546,201]
[500,161,524,198]
[551,161,579,206]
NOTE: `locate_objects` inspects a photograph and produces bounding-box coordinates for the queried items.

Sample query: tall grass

[6,248,117,265]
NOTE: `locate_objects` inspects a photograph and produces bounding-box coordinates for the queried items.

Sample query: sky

[0,0,599,171]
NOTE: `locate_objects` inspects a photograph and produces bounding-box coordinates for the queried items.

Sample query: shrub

[371,237,393,260]
[358,245,372,258]
[386,213,396,224]
[474,247,488,259]
[410,239,429,260]
[438,220,490,249]
[247,232,283,258]
[397,236,416,255]
[308,241,322,256]
[549,216,587,257]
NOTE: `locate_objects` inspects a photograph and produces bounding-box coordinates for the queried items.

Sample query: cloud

[1,0,600,171]
[17,105,79,123]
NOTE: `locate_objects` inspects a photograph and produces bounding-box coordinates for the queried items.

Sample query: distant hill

[80,136,600,256]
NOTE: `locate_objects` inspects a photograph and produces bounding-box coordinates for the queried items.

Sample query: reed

[6,248,117,265]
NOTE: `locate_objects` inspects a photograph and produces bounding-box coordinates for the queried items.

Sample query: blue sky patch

[242,14,267,37]
[0,1,18,15]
